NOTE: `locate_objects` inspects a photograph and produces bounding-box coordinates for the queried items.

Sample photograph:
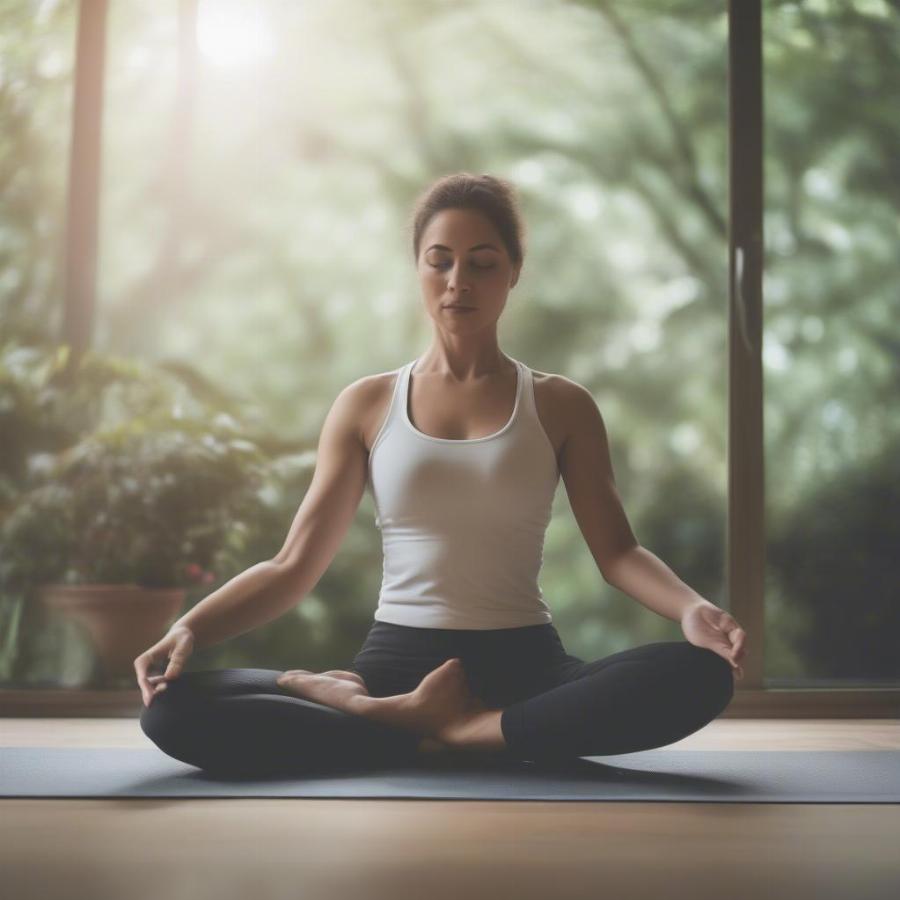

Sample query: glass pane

[763,0,900,687]
[3,0,732,690]
[0,3,79,686]
[168,0,730,669]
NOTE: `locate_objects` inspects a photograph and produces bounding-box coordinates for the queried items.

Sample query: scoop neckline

[402,356,523,444]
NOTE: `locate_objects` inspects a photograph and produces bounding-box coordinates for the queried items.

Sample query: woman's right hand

[134,625,195,707]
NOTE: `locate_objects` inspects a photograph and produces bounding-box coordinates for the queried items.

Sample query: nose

[447,268,471,293]
[436,257,467,285]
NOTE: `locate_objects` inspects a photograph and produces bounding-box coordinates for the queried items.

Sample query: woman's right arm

[166,379,373,651]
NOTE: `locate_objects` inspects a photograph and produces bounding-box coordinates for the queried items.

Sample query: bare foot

[277,667,453,755]
[401,658,491,747]
[275,667,452,755]
[320,670,368,689]
[275,668,369,713]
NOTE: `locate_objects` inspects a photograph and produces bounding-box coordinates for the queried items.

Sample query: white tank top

[367,356,560,629]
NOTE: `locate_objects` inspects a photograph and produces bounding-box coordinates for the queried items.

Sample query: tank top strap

[399,357,417,426]
[514,358,539,424]
[369,360,413,461]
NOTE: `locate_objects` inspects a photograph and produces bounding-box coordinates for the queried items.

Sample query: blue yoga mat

[2,747,899,801]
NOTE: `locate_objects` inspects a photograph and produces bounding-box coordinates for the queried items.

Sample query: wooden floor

[2,719,899,900]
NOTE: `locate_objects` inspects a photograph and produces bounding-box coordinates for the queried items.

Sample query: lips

[443,305,474,309]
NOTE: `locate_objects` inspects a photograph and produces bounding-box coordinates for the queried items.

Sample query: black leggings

[140,620,735,776]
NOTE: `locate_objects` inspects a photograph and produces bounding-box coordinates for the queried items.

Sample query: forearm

[168,559,305,651]
[602,545,706,623]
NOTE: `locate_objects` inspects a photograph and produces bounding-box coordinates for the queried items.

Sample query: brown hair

[409,172,526,268]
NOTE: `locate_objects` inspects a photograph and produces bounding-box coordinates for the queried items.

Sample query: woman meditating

[137,173,747,776]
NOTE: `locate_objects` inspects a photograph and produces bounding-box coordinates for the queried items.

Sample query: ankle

[443,708,508,752]
[348,692,419,730]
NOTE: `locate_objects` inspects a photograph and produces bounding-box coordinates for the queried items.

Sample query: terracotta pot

[37,583,186,679]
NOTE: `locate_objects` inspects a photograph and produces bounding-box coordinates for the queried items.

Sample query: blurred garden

[0,0,897,692]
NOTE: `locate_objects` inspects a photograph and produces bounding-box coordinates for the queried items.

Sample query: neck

[415,342,512,380]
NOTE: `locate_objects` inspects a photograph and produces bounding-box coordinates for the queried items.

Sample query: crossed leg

[497,641,736,761]
[140,667,428,775]
[140,642,735,775]
[271,642,735,762]
[276,660,501,753]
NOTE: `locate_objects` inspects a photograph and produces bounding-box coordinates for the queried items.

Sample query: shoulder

[527,368,605,462]
[532,370,606,450]
[341,367,404,450]
[344,368,400,403]
[531,368,600,422]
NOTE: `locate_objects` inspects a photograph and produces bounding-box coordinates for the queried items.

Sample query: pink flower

[184,563,204,581]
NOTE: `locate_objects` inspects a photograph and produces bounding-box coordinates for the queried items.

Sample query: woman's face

[416,208,520,331]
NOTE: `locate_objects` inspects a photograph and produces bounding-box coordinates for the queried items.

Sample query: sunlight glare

[196,0,275,67]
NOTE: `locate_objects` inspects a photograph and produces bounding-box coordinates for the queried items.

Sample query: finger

[715,609,736,627]
[163,653,186,679]
[146,682,168,706]
[163,633,194,679]
[134,659,152,706]
[717,621,742,652]
[731,630,747,660]
[148,683,168,704]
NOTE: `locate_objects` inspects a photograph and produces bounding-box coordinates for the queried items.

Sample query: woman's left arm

[604,546,746,677]
[558,379,746,679]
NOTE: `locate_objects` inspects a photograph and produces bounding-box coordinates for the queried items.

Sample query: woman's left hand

[681,600,747,681]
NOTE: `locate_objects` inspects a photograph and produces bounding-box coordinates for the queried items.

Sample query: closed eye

[429,262,495,271]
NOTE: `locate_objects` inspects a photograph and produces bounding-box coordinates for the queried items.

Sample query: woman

[137,173,747,776]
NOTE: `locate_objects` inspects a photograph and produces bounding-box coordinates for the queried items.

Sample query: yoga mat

[2,747,899,801]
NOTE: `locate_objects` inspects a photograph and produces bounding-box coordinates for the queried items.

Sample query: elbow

[600,543,641,585]
[269,555,301,583]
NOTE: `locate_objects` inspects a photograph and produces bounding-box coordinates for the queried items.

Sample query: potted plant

[0,417,270,686]
[0,340,288,689]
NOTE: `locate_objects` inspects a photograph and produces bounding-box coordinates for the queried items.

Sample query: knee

[681,643,735,714]
[139,684,197,751]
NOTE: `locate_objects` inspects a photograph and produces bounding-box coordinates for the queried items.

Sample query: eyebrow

[426,243,500,253]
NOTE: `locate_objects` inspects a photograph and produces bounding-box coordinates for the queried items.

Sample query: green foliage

[0,339,274,589]
[1,0,898,685]
[770,446,900,681]
[0,338,319,682]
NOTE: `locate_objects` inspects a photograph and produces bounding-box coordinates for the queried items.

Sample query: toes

[321,670,364,683]
[276,670,313,685]
[316,671,368,692]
